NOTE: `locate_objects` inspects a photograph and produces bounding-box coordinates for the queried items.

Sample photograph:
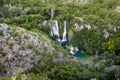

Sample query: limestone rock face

[0,23,8,31]
[115,6,120,13]
[0,23,56,76]
[62,0,88,4]
[103,29,109,39]
[74,23,91,30]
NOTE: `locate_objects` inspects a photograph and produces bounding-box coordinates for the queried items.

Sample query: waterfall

[62,20,67,42]
[63,20,66,32]
[50,6,55,20]
[60,20,68,47]
[62,31,67,42]
[50,20,68,46]
[50,20,59,39]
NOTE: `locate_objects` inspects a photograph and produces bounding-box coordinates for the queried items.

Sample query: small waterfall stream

[62,20,67,42]
[61,20,68,46]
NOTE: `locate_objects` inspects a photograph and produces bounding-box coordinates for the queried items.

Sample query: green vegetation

[11,32,19,37]
[27,42,34,49]
[0,29,4,36]
[0,0,120,80]
[71,29,103,55]
[0,63,7,76]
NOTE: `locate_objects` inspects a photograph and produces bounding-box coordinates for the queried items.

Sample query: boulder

[0,24,8,31]
[74,23,91,30]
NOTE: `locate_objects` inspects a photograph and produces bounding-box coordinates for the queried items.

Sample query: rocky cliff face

[0,23,74,76]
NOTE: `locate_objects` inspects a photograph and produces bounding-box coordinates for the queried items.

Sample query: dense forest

[0,0,120,80]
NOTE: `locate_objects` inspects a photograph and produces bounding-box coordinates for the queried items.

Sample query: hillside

[0,24,76,77]
[0,0,120,80]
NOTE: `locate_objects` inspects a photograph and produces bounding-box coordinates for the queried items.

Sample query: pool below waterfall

[71,48,87,58]
[73,50,86,58]
[73,49,92,65]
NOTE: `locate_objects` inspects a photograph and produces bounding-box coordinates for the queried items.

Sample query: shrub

[0,30,4,36]
[11,32,19,37]
[1,51,7,56]
[0,63,7,76]
[27,42,34,49]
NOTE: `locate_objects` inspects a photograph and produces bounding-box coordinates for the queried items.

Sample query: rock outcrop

[74,23,91,30]
[0,23,73,76]
[115,6,120,13]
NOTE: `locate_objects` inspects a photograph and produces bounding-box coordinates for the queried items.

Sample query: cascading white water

[63,20,66,32]
[50,20,68,44]
[62,31,67,42]
[50,20,59,39]
[62,20,67,42]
